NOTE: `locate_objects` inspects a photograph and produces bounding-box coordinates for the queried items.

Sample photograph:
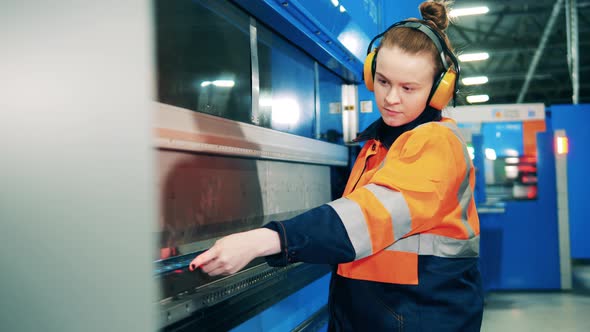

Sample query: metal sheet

[157,149,332,253]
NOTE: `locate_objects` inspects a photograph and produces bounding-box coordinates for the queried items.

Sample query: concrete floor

[481,263,590,331]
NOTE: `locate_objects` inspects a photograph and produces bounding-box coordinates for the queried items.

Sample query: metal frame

[554,129,573,290]
[566,0,580,104]
[160,262,331,331]
[155,103,348,166]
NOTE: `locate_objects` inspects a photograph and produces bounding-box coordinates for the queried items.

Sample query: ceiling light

[450,6,490,17]
[462,76,489,85]
[467,94,490,103]
[459,52,489,62]
[331,0,339,7]
[339,5,346,13]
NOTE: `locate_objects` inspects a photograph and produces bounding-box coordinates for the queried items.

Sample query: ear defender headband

[363,20,461,110]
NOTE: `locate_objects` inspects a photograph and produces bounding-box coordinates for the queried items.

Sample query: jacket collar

[353,106,442,149]
[353,118,381,144]
[353,118,404,149]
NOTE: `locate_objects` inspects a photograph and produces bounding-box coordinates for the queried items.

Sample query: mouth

[384,108,401,114]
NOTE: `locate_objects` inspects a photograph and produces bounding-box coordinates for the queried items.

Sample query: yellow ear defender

[363,20,460,111]
[363,50,377,92]
[429,67,457,110]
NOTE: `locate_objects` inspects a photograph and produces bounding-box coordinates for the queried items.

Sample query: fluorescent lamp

[459,52,489,62]
[201,80,235,88]
[450,6,490,17]
[466,94,489,103]
[462,76,489,85]
[331,0,339,7]
[213,80,235,87]
[339,5,346,13]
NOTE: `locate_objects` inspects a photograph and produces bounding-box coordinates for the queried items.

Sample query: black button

[371,144,376,151]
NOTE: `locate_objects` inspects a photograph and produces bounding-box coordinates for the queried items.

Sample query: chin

[382,117,406,127]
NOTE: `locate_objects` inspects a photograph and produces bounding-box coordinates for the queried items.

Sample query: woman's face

[373,46,436,127]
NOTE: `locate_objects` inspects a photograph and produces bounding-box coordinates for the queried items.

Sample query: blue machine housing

[550,104,590,260]
[231,0,368,82]
[479,131,561,291]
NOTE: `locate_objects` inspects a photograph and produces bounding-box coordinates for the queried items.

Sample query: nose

[385,87,400,105]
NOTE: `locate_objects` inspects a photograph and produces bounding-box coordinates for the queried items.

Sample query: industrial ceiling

[446,0,589,106]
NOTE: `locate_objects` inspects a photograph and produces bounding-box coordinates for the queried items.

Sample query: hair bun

[419,0,451,31]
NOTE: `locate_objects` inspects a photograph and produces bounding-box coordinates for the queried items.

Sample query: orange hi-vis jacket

[264,115,483,330]
[330,117,480,284]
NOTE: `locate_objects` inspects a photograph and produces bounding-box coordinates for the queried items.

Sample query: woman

[190,1,483,330]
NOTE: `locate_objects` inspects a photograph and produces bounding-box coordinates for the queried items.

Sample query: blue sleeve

[262,204,356,267]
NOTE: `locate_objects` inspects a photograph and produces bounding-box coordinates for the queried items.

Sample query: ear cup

[363,50,377,91]
[429,68,457,111]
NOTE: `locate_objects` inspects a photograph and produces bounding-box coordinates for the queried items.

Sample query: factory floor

[481,262,590,331]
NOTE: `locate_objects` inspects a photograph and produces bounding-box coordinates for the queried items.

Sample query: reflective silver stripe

[386,233,480,257]
[386,234,419,253]
[458,175,475,237]
[327,198,373,259]
[433,121,476,237]
[364,183,412,241]
[419,233,479,257]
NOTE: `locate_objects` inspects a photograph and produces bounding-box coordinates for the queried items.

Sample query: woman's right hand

[189,228,281,276]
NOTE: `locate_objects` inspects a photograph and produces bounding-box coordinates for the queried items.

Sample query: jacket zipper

[351,143,376,192]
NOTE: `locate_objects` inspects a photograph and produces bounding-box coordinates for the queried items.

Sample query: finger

[189,248,218,271]
[189,262,200,272]
[199,260,221,274]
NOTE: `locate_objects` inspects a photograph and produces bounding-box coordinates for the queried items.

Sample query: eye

[377,78,388,85]
[402,86,414,92]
